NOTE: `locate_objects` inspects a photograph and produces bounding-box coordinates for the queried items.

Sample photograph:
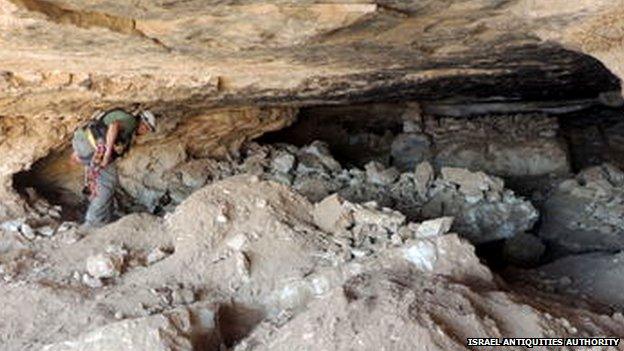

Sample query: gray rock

[350,202,405,232]
[414,161,434,198]
[19,224,36,240]
[422,186,538,244]
[36,225,56,237]
[415,217,454,238]
[146,247,171,265]
[298,141,342,173]
[269,172,294,186]
[539,164,624,255]
[365,161,399,185]
[293,175,341,203]
[82,273,104,288]
[503,233,545,266]
[441,167,502,200]
[391,133,431,171]
[312,194,353,234]
[530,252,624,309]
[271,152,296,174]
[86,253,123,279]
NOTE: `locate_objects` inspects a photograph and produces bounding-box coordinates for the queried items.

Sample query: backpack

[83,109,135,160]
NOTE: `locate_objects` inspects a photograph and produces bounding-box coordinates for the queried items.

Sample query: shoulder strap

[90,110,106,121]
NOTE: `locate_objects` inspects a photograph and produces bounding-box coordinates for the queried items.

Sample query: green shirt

[102,110,138,142]
[72,110,138,157]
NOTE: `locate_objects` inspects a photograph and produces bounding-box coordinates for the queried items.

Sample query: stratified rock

[427,114,570,180]
[1,0,623,223]
[539,164,624,254]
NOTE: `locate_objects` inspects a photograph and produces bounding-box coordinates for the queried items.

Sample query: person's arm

[101,121,120,167]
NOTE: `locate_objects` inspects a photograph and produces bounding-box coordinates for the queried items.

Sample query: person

[71,108,156,227]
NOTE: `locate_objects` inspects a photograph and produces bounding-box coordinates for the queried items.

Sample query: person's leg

[84,164,118,227]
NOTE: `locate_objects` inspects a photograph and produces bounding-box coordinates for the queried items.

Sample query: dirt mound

[236,269,624,351]
[0,176,621,350]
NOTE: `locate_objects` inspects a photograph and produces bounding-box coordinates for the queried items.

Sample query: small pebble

[20,224,36,240]
[82,274,104,288]
[216,214,228,224]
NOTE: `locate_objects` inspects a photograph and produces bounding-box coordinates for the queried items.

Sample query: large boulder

[539,164,624,254]
[523,251,624,310]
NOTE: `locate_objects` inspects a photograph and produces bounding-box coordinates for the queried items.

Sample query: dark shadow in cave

[12,148,86,222]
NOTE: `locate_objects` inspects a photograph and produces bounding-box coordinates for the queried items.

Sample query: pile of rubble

[510,163,624,309]
[116,140,538,246]
[540,163,624,255]
[1,176,621,350]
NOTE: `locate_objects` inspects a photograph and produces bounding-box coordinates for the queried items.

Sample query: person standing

[71,109,156,227]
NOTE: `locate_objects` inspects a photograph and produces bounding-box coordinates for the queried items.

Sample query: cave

[3,1,624,349]
[12,45,624,289]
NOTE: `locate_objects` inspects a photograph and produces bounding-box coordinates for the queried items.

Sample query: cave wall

[14,106,297,214]
[1,0,624,220]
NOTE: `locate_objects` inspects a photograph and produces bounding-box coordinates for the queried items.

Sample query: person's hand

[100,151,112,168]
[70,151,81,165]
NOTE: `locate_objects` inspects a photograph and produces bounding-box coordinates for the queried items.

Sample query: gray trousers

[73,132,118,227]
[85,163,118,227]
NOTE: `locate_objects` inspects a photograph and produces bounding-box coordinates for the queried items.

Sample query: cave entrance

[10,46,624,311]
[13,148,86,222]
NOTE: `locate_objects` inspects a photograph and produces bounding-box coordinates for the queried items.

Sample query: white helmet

[139,110,156,132]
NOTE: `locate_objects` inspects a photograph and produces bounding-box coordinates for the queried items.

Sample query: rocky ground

[1,175,624,350]
[2,138,624,350]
